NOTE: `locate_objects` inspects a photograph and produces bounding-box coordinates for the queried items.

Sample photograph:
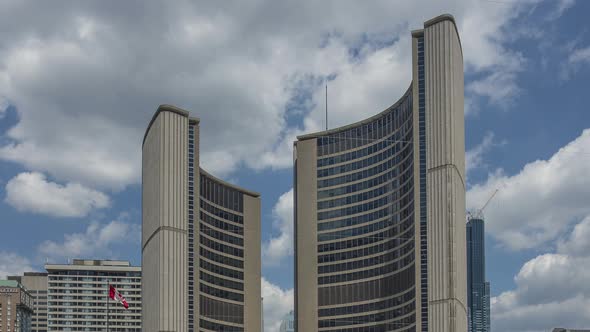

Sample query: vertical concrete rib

[424,16,467,332]
[294,139,318,332]
[142,106,189,332]
[244,195,262,332]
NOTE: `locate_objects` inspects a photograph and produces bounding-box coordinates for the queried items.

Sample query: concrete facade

[0,280,34,332]
[142,105,261,332]
[294,14,467,331]
[8,273,48,332]
[44,260,141,332]
[142,106,189,332]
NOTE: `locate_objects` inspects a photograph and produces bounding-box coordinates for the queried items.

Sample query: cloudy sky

[1,0,589,331]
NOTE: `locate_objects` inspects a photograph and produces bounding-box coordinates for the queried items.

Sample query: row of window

[317,188,412,232]
[417,36,429,332]
[318,211,414,253]
[319,318,415,332]
[200,224,243,247]
[318,181,413,221]
[318,199,413,242]
[199,318,243,332]
[188,125,196,330]
[317,168,412,210]
[317,153,413,199]
[318,241,414,275]
[200,271,243,291]
[201,211,243,235]
[318,226,414,264]
[200,174,244,213]
[318,115,411,155]
[200,247,243,269]
[200,296,243,324]
[200,200,243,224]
[199,284,243,303]
[318,251,414,285]
[318,147,412,189]
[319,302,415,328]
[200,235,243,258]
[317,129,412,178]
[319,288,415,317]
[200,259,243,281]
[48,271,140,277]
[318,265,415,306]
[317,94,412,157]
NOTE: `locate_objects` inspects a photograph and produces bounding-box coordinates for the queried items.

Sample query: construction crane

[467,189,499,221]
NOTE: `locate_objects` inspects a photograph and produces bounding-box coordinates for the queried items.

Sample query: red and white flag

[109,285,129,309]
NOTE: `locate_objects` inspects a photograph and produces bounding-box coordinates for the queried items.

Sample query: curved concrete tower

[142,105,262,332]
[294,14,467,332]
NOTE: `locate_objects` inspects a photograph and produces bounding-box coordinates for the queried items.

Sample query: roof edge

[411,29,424,37]
[297,83,413,141]
[143,104,198,146]
[424,13,457,28]
[200,167,261,198]
[423,13,463,54]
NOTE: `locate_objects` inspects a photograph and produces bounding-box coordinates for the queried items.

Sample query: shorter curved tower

[295,14,467,332]
[142,105,261,332]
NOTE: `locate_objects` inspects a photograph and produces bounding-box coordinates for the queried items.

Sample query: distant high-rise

[45,259,141,332]
[467,218,491,332]
[279,310,295,332]
[8,272,48,332]
[142,105,262,332]
[294,14,467,331]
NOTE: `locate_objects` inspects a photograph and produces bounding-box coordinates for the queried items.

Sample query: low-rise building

[0,280,34,332]
[45,259,141,332]
[8,273,48,332]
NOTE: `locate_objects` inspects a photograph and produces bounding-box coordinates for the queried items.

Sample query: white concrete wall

[294,139,318,332]
[424,17,468,332]
[142,109,189,332]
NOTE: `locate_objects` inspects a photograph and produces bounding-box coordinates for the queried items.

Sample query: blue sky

[1,1,590,331]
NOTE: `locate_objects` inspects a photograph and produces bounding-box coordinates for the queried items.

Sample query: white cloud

[262,188,293,266]
[546,0,576,21]
[5,172,110,218]
[569,46,590,65]
[0,252,34,279]
[0,97,8,118]
[557,215,590,257]
[0,0,547,190]
[492,216,590,331]
[467,129,590,250]
[262,277,293,332]
[466,131,505,174]
[38,217,140,262]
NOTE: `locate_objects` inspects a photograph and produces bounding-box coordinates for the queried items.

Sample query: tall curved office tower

[294,14,467,332]
[142,105,262,332]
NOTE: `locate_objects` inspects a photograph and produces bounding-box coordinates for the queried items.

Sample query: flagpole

[106,283,109,332]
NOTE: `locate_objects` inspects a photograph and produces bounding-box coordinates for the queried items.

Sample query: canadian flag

[109,285,129,309]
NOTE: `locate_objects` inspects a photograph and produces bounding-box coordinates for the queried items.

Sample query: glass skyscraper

[294,14,467,332]
[467,218,491,332]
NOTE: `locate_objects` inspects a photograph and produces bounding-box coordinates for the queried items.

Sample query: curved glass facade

[295,14,468,332]
[196,171,247,332]
[314,88,417,331]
